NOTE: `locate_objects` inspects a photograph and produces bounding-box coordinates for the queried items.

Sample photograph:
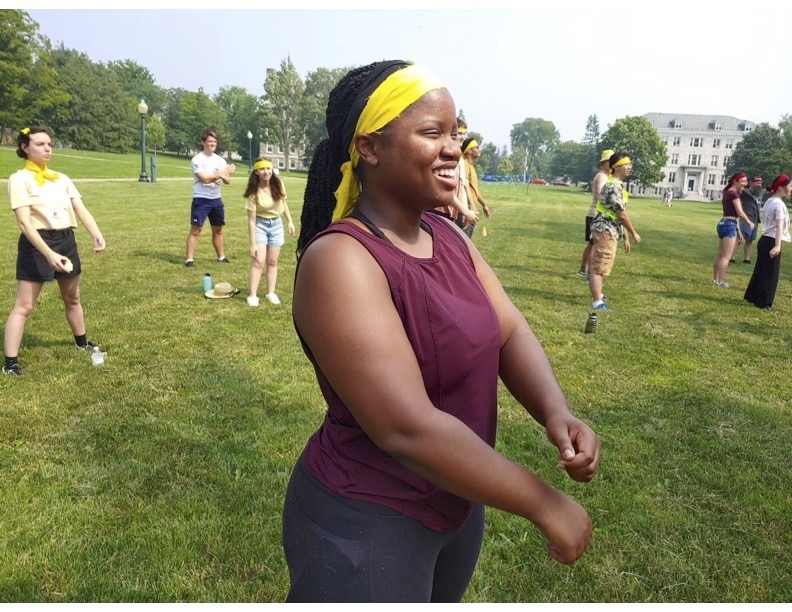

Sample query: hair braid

[297,62,381,256]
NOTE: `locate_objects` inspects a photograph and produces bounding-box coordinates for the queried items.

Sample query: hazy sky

[26,2,790,150]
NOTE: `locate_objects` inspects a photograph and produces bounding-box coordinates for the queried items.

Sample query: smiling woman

[282,60,602,603]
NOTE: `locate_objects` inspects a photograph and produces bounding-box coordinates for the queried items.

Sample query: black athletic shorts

[17,228,81,282]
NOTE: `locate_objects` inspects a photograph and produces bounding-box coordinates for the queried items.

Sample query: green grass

[0,167,791,602]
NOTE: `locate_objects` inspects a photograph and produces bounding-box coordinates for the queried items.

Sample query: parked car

[552,178,572,186]
[531,178,548,185]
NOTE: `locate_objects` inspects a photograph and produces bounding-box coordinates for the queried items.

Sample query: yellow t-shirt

[245,187,287,219]
[465,160,481,202]
[8,168,80,230]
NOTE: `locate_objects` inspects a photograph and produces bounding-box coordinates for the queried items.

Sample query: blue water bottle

[203,272,212,293]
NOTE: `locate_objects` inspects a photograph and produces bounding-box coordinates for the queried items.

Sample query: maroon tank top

[296,212,501,531]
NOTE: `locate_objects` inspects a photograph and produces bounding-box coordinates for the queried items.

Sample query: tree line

[3,10,788,187]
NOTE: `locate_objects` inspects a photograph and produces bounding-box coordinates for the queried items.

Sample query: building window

[723,156,730,167]
[668,171,676,183]
[265,143,273,153]
[714,122,723,131]
[711,155,719,166]
[690,137,703,147]
[289,145,297,154]
[671,153,679,164]
[289,158,297,169]
[743,123,753,132]
[688,154,701,165]
[278,160,285,169]
[672,137,681,146]
[674,120,682,129]
[713,138,721,148]
[725,139,734,149]
[708,174,716,185]
[720,175,728,185]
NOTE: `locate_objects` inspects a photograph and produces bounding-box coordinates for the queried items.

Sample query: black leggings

[281,458,485,602]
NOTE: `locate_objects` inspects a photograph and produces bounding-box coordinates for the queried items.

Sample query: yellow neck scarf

[332,64,445,222]
[25,160,59,186]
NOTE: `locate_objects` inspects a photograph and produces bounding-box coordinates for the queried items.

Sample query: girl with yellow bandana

[285,60,600,602]
[3,126,106,377]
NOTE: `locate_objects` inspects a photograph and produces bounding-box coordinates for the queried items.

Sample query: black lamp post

[247,130,253,173]
[137,98,149,182]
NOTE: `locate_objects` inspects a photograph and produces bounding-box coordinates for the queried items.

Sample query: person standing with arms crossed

[3,126,105,377]
[185,128,236,267]
[579,150,613,279]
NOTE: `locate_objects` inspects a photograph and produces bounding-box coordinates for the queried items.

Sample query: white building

[643,112,756,201]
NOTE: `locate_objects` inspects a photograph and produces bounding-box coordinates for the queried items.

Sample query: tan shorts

[590,231,618,276]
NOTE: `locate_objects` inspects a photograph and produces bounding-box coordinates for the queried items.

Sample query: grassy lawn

[0,157,791,602]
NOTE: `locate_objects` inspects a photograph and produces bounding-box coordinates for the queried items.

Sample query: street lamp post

[247,130,253,173]
[137,98,149,182]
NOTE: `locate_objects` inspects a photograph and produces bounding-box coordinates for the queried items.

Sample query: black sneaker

[76,340,98,351]
[2,363,23,376]
[217,257,230,264]
[185,260,195,268]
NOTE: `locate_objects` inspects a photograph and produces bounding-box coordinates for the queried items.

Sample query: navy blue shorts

[190,197,225,227]
[17,229,81,282]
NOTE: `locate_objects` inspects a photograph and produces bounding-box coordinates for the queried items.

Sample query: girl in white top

[3,126,106,377]
[743,174,791,310]
[243,157,295,306]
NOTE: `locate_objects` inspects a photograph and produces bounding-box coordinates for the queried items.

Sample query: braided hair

[297,62,381,256]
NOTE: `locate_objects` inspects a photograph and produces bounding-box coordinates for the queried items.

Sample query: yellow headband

[457,127,467,134]
[611,156,631,169]
[253,160,273,170]
[463,139,479,155]
[332,64,445,222]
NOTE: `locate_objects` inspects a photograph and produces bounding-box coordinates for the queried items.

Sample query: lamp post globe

[137,98,149,182]
[247,130,253,173]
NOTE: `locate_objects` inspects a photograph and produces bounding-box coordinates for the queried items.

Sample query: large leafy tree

[214,85,260,160]
[176,88,228,155]
[263,56,305,170]
[478,143,502,176]
[300,66,351,164]
[162,88,191,156]
[107,59,166,115]
[146,115,166,155]
[727,122,792,182]
[48,46,138,152]
[599,115,667,187]
[510,118,560,178]
[549,140,586,183]
[0,10,62,138]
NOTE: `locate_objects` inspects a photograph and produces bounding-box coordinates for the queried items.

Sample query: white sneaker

[265,293,281,305]
[246,295,260,307]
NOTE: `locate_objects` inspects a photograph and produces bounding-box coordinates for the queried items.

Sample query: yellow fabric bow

[332,64,445,222]
[25,160,59,186]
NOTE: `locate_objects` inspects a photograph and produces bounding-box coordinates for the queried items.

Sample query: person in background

[587,152,641,311]
[743,174,790,310]
[243,156,295,307]
[712,173,753,288]
[3,126,106,377]
[731,176,763,264]
[461,137,492,237]
[579,149,613,279]
[185,128,236,267]
[285,59,600,602]
[430,116,478,228]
